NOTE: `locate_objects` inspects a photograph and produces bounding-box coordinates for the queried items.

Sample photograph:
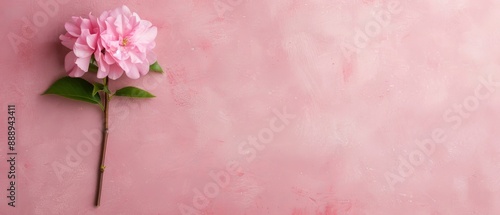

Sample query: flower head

[60,5,157,80]
[59,14,99,77]
[96,5,157,80]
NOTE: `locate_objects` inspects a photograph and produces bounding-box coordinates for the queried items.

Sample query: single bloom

[95,5,158,80]
[60,14,99,77]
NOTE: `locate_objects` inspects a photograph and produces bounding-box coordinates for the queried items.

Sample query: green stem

[96,77,110,207]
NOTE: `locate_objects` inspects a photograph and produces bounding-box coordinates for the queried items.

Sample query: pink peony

[60,5,157,80]
[96,5,157,80]
[60,14,99,77]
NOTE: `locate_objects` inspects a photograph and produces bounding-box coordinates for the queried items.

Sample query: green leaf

[92,83,111,96]
[149,61,163,73]
[114,86,155,98]
[43,77,102,105]
[92,83,104,96]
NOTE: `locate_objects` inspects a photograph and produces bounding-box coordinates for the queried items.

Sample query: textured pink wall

[2,0,500,214]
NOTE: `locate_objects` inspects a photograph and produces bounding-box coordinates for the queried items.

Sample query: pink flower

[95,5,157,80]
[59,6,157,80]
[60,14,99,77]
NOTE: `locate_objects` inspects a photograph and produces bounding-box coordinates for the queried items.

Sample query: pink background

[2,0,500,214]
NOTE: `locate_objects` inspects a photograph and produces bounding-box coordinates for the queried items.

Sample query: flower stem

[96,77,110,207]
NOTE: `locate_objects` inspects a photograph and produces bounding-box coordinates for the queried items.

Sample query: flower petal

[60,34,76,49]
[65,21,81,37]
[128,50,143,64]
[86,34,98,50]
[97,62,109,79]
[73,42,94,58]
[75,56,91,71]
[108,63,124,80]
[68,66,86,77]
[64,51,77,72]
[138,62,149,76]
[132,24,157,44]
[125,65,141,79]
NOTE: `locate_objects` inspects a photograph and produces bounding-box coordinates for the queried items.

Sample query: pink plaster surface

[2,0,500,214]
